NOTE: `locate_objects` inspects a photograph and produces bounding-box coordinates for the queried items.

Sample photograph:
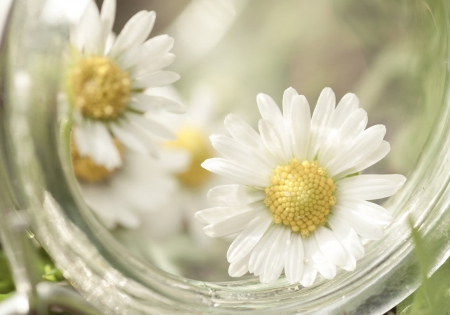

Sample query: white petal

[132,34,175,75]
[335,107,367,141]
[89,121,122,170]
[132,71,180,89]
[336,141,390,178]
[74,1,102,54]
[195,205,251,225]
[79,119,100,160]
[227,214,272,263]
[207,185,265,206]
[210,135,273,174]
[81,183,140,229]
[285,233,304,284]
[355,174,406,189]
[253,227,281,278]
[202,158,269,187]
[338,199,392,224]
[224,114,266,152]
[203,204,265,237]
[307,87,335,160]
[318,108,368,166]
[299,237,318,287]
[229,252,251,277]
[261,227,290,284]
[248,225,277,274]
[127,123,160,157]
[129,94,185,114]
[109,11,156,58]
[99,0,116,53]
[315,226,347,268]
[330,93,359,129]
[333,206,383,240]
[72,120,92,158]
[309,235,336,280]
[131,53,176,76]
[141,35,174,59]
[125,112,175,140]
[117,45,142,70]
[104,31,116,54]
[337,174,399,200]
[257,93,291,158]
[282,87,299,128]
[110,121,157,157]
[258,119,287,164]
[290,95,311,160]
[326,125,386,177]
[282,88,298,146]
[327,215,364,259]
[340,250,357,272]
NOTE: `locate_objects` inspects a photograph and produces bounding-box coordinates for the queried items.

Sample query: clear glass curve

[1,0,449,314]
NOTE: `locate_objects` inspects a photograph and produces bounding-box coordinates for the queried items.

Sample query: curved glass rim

[2,0,450,314]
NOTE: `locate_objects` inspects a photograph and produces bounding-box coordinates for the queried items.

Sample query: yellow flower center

[166,127,213,187]
[71,138,124,183]
[69,56,131,120]
[264,159,336,237]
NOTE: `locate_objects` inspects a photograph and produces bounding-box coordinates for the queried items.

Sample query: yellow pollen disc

[166,126,213,187]
[71,138,124,183]
[69,56,131,120]
[264,159,336,237]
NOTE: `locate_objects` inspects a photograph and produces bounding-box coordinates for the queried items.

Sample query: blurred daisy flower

[141,86,225,244]
[67,0,184,170]
[72,139,188,229]
[196,87,406,286]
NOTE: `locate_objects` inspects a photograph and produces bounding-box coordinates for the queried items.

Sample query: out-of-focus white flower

[73,142,189,229]
[196,87,406,286]
[68,0,184,170]
[136,85,226,244]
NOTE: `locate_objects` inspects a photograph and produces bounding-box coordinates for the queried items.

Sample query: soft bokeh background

[92,0,445,281]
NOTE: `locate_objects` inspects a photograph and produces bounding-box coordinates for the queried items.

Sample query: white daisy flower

[141,85,226,245]
[196,87,406,286]
[68,0,184,170]
[72,139,189,229]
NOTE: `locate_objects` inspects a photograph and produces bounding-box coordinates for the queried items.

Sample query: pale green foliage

[397,221,450,315]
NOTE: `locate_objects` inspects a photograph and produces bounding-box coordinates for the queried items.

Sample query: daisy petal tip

[256,93,270,104]
[105,158,122,171]
[376,124,387,133]
[394,174,407,189]
[299,278,314,288]
[285,86,298,94]
[293,94,308,104]
[322,87,333,93]
[172,72,181,83]
[206,187,215,200]
[347,92,358,100]
[318,87,334,99]
[209,134,220,142]
[194,211,207,224]
[200,159,212,170]
[223,114,237,126]
[203,225,216,238]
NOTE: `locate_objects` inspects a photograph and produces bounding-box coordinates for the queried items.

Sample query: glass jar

[1,0,449,314]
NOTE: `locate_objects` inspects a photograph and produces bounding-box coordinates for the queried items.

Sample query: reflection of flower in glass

[196,87,406,286]
[140,86,225,244]
[73,143,188,230]
[68,0,184,170]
